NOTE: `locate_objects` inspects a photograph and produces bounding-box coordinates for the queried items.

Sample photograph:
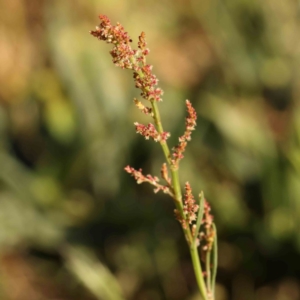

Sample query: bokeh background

[1,0,300,299]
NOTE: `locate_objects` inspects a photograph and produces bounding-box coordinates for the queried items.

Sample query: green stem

[129,52,210,300]
[206,250,212,296]
[151,101,172,165]
[150,100,209,300]
[151,101,185,214]
[190,244,210,300]
[211,224,218,298]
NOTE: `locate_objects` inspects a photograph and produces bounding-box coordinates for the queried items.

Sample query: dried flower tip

[133,98,153,115]
[138,32,147,50]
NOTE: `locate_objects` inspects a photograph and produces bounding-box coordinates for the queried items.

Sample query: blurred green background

[1,0,300,299]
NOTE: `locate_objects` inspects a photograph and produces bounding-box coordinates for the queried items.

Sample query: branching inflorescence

[90,15,217,300]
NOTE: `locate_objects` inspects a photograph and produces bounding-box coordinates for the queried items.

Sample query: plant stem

[92,20,216,299]
[150,99,209,300]
[206,250,212,296]
[129,49,210,300]
[211,224,218,298]
[151,101,172,165]
[190,244,210,300]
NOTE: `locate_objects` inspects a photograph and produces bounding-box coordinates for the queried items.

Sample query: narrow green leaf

[211,223,218,296]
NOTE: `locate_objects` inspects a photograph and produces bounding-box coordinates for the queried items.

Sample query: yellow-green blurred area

[1,0,300,299]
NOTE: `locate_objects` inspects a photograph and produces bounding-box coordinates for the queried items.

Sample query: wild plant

[90,15,217,300]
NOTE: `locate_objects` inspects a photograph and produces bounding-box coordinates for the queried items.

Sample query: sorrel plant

[90,15,217,300]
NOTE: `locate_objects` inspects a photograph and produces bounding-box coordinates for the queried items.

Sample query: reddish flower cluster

[199,201,215,252]
[124,166,173,196]
[133,65,163,102]
[134,122,170,142]
[171,100,197,167]
[183,182,199,224]
[90,15,163,102]
[175,182,199,229]
[90,15,135,69]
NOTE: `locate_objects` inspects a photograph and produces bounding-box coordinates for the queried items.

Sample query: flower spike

[90,15,163,102]
[124,166,174,197]
[171,100,197,167]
